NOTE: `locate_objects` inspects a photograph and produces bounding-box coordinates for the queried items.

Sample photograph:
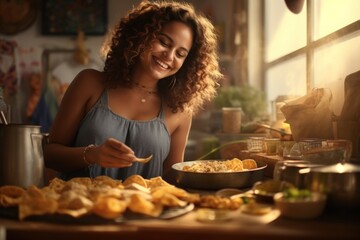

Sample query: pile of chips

[0,175,243,221]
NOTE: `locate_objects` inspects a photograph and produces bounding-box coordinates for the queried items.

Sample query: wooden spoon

[134,155,153,164]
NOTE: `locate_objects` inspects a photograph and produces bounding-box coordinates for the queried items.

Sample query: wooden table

[1,206,359,240]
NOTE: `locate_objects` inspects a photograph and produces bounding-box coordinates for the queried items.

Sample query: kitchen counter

[1,207,359,240]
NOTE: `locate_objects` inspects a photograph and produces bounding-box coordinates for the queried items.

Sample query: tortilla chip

[146,176,172,189]
[62,182,88,197]
[226,158,244,171]
[0,185,25,207]
[88,185,123,201]
[92,196,127,219]
[47,177,66,193]
[93,175,123,188]
[57,194,93,218]
[151,189,187,207]
[19,186,58,220]
[127,194,162,217]
[67,177,92,187]
[123,175,147,188]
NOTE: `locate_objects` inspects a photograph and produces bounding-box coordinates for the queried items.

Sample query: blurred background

[1,0,359,160]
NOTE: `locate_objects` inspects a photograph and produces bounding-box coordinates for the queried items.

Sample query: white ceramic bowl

[273,192,327,219]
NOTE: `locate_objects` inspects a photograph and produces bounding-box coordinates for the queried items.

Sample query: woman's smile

[153,56,170,70]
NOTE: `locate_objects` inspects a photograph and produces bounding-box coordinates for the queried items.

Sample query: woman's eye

[159,39,169,47]
[177,51,187,58]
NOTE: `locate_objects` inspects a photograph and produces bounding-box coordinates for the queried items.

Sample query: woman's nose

[162,49,175,60]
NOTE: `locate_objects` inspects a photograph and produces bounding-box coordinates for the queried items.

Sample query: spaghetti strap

[158,102,165,120]
[101,90,108,104]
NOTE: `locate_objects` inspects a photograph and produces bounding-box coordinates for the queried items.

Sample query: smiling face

[138,21,194,81]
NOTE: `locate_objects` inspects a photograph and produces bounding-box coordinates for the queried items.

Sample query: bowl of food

[252,179,294,203]
[171,158,267,190]
[273,188,327,219]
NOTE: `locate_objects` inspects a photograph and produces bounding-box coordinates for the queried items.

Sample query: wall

[0,0,142,65]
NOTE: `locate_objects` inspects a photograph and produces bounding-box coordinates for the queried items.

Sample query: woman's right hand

[87,138,136,168]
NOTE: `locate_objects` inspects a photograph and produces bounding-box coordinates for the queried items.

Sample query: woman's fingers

[96,138,136,167]
[107,138,134,154]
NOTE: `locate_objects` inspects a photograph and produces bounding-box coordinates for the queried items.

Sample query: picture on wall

[42,0,107,36]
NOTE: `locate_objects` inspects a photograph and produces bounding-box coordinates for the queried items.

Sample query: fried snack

[226,158,244,171]
[123,175,147,188]
[93,175,123,188]
[151,189,187,207]
[92,196,127,219]
[67,177,92,187]
[127,194,162,217]
[150,185,200,203]
[242,159,258,170]
[57,194,94,218]
[197,195,242,210]
[47,177,66,193]
[146,176,172,189]
[0,185,25,207]
[19,186,58,220]
[62,182,88,197]
[88,185,123,201]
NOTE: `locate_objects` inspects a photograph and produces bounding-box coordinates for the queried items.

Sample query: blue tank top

[60,90,171,181]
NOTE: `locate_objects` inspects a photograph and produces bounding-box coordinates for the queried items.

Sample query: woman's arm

[43,69,103,171]
[162,112,192,182]
[44,69,136,172]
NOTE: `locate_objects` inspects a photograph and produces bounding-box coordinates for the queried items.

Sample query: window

[264,0,360,116]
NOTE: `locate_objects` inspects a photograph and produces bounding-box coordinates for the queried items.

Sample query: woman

[43,0,222,182]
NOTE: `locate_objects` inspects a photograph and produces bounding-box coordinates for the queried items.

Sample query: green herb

[283,188,311,200]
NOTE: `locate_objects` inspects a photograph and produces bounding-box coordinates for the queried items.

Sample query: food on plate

[123,174,148,188]
[181,158,258,173]
[92,197,127,219]
[127,194,163,217]
[0,174,248,220]
[240,203,273,215]
[0,185,26,207]
[197,195,243,210]
[18,186,58,220]
[242,159,258,170]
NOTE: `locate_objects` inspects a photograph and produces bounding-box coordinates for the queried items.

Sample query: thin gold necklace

[134,83,158,103]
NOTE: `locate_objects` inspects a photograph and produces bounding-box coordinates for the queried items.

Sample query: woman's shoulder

[71,68,105,89]
[163,105,192,133]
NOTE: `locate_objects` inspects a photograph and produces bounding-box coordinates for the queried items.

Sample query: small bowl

[252,180,294,203]
[273,192,327,219]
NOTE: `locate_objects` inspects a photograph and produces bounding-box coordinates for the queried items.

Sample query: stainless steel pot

[171,160,267,190]
[308,163,360,210]
[0,124,44,188]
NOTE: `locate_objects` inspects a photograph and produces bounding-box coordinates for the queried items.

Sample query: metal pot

[0,124,44,188]
[308,163,360,210]
[171,160,267,190]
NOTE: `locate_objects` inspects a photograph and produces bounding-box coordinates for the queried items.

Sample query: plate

[0,203,194,224]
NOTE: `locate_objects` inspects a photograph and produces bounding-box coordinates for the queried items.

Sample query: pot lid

[0,0,38,35]
[311,163,360,173]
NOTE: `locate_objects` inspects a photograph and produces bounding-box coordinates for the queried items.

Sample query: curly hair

[101,0,223,114]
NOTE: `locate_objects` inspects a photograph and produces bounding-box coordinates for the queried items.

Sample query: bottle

[0,87,11,124]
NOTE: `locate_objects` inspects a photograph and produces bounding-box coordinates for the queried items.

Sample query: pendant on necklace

[141,98,146,103]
